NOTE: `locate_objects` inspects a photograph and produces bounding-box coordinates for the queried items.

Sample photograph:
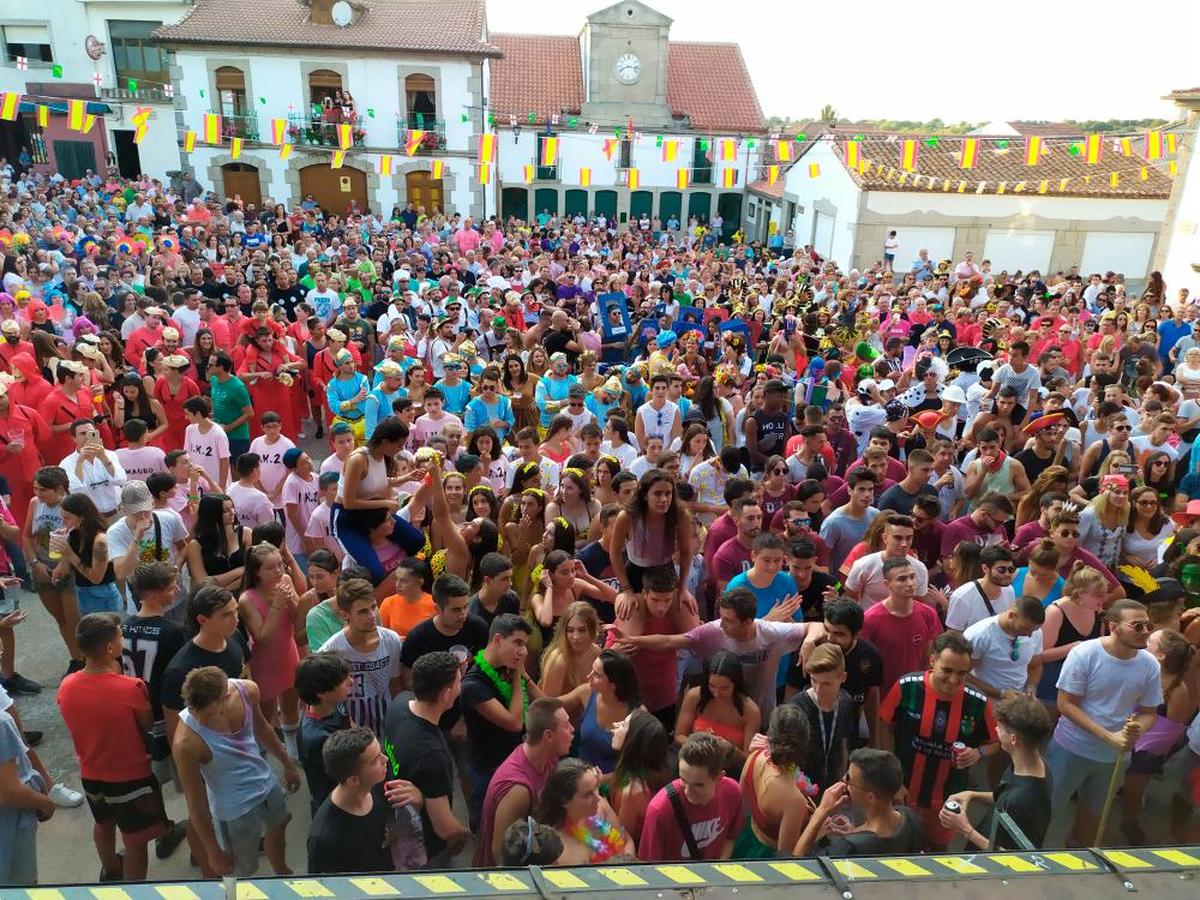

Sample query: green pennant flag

[699,138,709,151]
[367,108,376,118]
[259,96,266,104]
[487,113,495,126]
[794,132,806,142]
[996,140,1009,149]
[747,138,756,149]
[925,136,939,148]
[461,113,469,123]
[126,78,138,92]
[568,117,578,127]
[656,135,663,147]
[199,89,205,98]
[51,63,63,78]
[527,111,536,123]
[415,112,424,126]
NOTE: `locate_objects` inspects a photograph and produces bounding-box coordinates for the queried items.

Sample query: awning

[17,100,112,115]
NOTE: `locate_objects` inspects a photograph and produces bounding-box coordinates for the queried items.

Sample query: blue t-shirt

[433,379,471,417]
[726,570,800,686]
[1158,320,1193,363]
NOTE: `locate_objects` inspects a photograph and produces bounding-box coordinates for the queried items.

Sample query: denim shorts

[215,781,290,876]
[76,582,123,615]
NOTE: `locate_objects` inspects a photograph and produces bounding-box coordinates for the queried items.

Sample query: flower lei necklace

[569,815,628,862]
[473,650,528,712]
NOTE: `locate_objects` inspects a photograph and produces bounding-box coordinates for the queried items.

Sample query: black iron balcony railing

[287,113,365,148]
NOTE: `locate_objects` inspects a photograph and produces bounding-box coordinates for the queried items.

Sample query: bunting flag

[1059,177,1070,191]
[329,150,344,168]
[1119,137,1133,157]
[479,163,491,184]
[959,137,978,169]
[36,105,48,127]
[1037,179,1049,194]
[540,136,558,166]
[661,139,678,162]
[336,123,352,151]
[230,137,242,160]
[183,130,197,152]
[1110,171,1119,188]
[809,162,821,178]
[1169,160,1178,177]
[627,168,640,190]
[1014,181,1026,193]
[957,180,967,193]
[901,140,918,171]
[379,155,393,176]
[133,123,148,145]
[477,133,495,163]
[163,83,173,99]
[602,138,618,161]
[14,57,26,71]
[522,164,534,185]
[1024,136,1042,166]
[845,141,860,169]
[279,143,293,161]
[1083,134,1102,164]
[131,106,151,126]
[579,167,592,187]
[767,165,779,186]
[82,115,96,134]
[271,118,286,145]
[722,169,737,188]
[776,140,792,162]
[676,169,689,189]
[1140,166,1149,181]
[718,138,736,161]
[996,181,1007,195]
[1166,133,1178,154]
[0,93,19,122]
[427,160,441,178]
[202,113,221,144]
[1144,130,1162,161]
[587,123,598,135]
[68,99,85,131]
[405,130,425,156]
[858,158,869,175]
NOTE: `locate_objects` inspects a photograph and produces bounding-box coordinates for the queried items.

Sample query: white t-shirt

[115,446,167,484]
[684,619,809,718]
[319,454,347,477]
[637,400,680,443]
[845,551,930,608]
[600,441,638,470]
[1129,434,1179,463]
[227,481,276,529]
[173,306,202,346]
[946,580,1016,631]
[282,471,321,555]
[317,628,402,737]
[249,435,297,508]
[1052,638,1163,763]
[185,422,230,488]
[107,510,189,608]
[305,500,340,557]
[62,451,128,514]
[964,615,1043,692]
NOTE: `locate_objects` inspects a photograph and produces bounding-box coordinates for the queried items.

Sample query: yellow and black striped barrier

[5,848,1199,899]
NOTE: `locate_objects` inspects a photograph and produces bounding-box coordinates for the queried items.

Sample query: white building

[0,1,187,180]
[158,0,500,216]
[1155,87,1200,297]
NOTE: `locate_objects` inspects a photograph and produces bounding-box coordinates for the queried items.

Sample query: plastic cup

[48,528,68,561]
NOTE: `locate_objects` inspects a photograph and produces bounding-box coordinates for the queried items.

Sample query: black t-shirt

[398,616,489,730]
[269,284,307,322]
[788,688,857,794]
[543,328,579,367]
[1014,447,1056,484]
[824,805,928,856]
[986,770,1052,849]
[382,693,455,859]
[797,570,836,623]
[120,614,188,722]
[790,638,883,748]
[160,634,248,713]
[298,704,351,816]
[877,482,939,517]
[467,591,520,629]
[460,665,524,773]
[307,787,393,873]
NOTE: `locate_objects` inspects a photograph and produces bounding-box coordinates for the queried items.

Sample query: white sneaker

[50,783,84,808]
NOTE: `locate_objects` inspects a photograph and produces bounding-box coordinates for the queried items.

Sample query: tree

[819,104,838,124]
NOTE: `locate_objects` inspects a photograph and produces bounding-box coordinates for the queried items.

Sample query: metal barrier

[5,848,1199,900]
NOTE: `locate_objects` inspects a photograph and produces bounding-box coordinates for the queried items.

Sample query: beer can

[943,799,961,814]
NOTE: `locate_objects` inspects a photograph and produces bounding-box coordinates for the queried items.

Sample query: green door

[564,189,588,218]
[594,189,617,220]
[53,140,97,181]
[501,187,529,222]
[658,191,682,224]
[533,188,559,217]
[687,191,711,225]
[718,192,743,238]
[629,190,652,219]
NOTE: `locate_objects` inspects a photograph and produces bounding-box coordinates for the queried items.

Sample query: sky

[486,0,1200,125]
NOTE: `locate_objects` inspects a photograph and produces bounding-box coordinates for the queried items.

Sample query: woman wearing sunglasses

[1123,485,1174,569]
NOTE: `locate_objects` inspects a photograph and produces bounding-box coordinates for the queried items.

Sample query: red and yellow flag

[718,138,736,161]
[331,150,345,169]
[478,134,496,163]
[1119,137,1132,157]
[271,118,286,146]
[202,113,221,144]
[82,115,96,134]
[230,137,242,160]
[579,167,592,187]
[36,104,48,128]
[405,130,424,156]
[1166,133,1178,154]
[279,143,293,161]
[379,155,393,176]
[627,168,640,190]
[0,93,20,122]
[767,165,779,186]
[676,169,689,190]
[540,136,558,167]
[68,99,85,132]
[845,141,860,169]
[808,163,821,178]
[661,140,678,162]
[522,164,534,185]
[1024,136,1042,166]
[722,169,736,188]
[1144,130,1163,161]
[133,124,148,145]
[1084,134,1103,164]
[959,138,978,169]
[337,123,352,151]
[602,138,618,161]
[900,140,917,171]
[479,163,491,185]
[183,130,197,152]
[431,160,443,179]
[1110,171,1120,188]
[776,140,792,162]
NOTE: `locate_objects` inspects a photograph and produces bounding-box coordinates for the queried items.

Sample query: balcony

[286,113,366,149]
[100,85,172,104]
[536,164,558,182]
[692,165,714,185]
[396,117,447,155]
[222,113,260,142]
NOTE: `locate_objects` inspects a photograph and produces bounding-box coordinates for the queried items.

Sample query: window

[692,140,713,184]
[536,133,558,181]
[3,25,52,65]
[108,21,166,84]
[405,74,436,129]
[216,66,247,116]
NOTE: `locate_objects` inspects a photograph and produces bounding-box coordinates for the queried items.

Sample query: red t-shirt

[638,776,741,861]
[57,671,152,782]
[860,601,943,696]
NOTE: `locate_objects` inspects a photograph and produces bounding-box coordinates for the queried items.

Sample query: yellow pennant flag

[271,118,286,146]
[131,106,151,126]
[0,93,20,122]
[522,164,533,185]
[82,114,96,134]
[1110,171,1119,187]
[479,163,491,184]
[676,169,689,190]
[767,165,779,186]
[1119,137,1132,157]
[957,180,967,193]
[1169,160,1177,177]
[858,158,869,174]
[1013,181,1026,193]
[627,168,640,190]
[1058,177,1070,191]
[775,140,792,162]
[1037,179,1048,194]
[379,155,393,176]
[405,130,425,156]
[202,113,221,144]
[68,99,85,131]
[133,123,148,145]
[337,123,352,151]
[941,178,950,192]
[997,181,1007,194]
[230,137,242,160]
[722,169,736,188]
[1166,133,1177,154]
[183,130,197,152]
[431,160,443,179]
[808,163,820,178]
[845,141,860,169]
[477,134,495,163]
[897,172,908,186]
[1140,166,1148,181]
[540,136,558,167]
[579,167,591,187]
[279,143,293,161]
[331,150,345,169]
[37,104,48,127]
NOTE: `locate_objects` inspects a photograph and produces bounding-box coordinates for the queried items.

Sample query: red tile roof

[158,0,501,56]
[746,124,823,199]
[488,34,764,133]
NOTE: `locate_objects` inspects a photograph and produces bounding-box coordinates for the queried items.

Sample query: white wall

[983,229,1056,273]
[888,226,956,269]
[1161,116,1200,298]
[1080,231,1157,279]
[865,191,1166,224]
[782,139,862,265]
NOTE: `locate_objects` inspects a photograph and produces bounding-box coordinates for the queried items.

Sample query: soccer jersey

[880,670,996,810]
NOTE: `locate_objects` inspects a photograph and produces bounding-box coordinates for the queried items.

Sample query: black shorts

[82,775,169,842]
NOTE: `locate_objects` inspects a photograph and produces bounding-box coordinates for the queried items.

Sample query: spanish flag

[900,140,917,172]
[1119,137,1132,157]
[540,136,558,167]
[722,169,736,188]
[845,141,859,169]
[405,130,424,156]
[718,138,736,161]
[431,161,443,179]
[479,163,491,185]
[1166,133,1178,154]
[337,123,352,151]
[1110,172,1119,188]
[958,138,978,169]
[331,150,345,169]
[1084,134,1102,164]
[203,113,221,144]
[601,139,617,161]
[477,134,495,163]
[627,168,640,190]
[230,137,242,161]
[662,140,678,162]
[271,118,287,146]
[133,124,148,145]
[82,115,96,134]
[279,143,293,161]
[1024,136,1042,166]
[68,99,85,132]
[522,165,534,185]
[767,165,779,186]
[0,93,20,122]
[379,155,393,176]
[676,169,689,190]
[37,105,48,128]
[1037,180,1048,194]
[183,130,196,152]
[579,167,591,187]
[808,163,820,178]
[776,140,792,162]
[1144,130,1162,161]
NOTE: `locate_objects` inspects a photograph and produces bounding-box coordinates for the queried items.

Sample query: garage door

[1079,232,1156,280]
[813,211,835,259]
[299,164,366,216]
[982,229,1055,274]
[888,226,956,271]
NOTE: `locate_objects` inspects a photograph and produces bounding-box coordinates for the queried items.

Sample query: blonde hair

[1091,483,1131,529]
[1061,563,1109,601]
[540,601,599,679]
[1097,451,1131,478]
[805,642,845,675]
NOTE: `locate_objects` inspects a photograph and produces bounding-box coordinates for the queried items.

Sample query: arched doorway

[717,192,743,237]
[629,190,652,220]
[299,162,367,215]
[533,188,559,218]
[659,191,682,225]
[221,163,261,208]
[405,170,443,216]
[564,189,587,218]
[501,187,529,222]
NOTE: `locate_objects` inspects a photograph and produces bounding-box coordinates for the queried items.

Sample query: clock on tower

[614,53,641,84]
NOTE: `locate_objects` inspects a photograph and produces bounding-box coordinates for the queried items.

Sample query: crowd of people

[0,161,1200,886]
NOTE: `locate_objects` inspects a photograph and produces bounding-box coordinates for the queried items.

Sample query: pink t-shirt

[412,412,452,446]
[319,453,346,476]
[860,601,942,695]
[454,228,481,253]
[116,445,167,483]
[638,776,741,861]
[185,422,230,488]
[227,481,275,529]
[249,435,297,508]
[282,471,321,555]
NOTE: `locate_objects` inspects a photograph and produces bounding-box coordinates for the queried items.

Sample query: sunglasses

[1122,621,1152,634]
[771,468,788,475]
[1009,636,1022,661]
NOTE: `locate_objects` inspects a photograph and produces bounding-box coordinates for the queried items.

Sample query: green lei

[474,649,528,712]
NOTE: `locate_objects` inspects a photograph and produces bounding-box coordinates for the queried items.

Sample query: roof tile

[488,34,584,121]
[665,42,765,133]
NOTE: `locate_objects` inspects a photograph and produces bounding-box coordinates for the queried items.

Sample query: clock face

[614,53,641,84]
